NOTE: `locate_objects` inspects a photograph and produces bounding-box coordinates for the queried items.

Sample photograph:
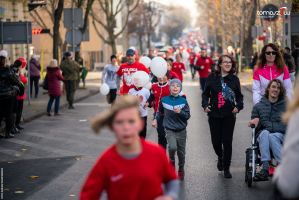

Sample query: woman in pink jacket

[253,43,293,105]
[46,59,64,116]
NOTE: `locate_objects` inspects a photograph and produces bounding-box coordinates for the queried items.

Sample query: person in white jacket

[128,85,150,138]
[252,43,293,105]
[272,81,299,199]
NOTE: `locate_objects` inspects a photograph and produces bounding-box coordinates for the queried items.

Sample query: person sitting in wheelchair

[248,79,287,181]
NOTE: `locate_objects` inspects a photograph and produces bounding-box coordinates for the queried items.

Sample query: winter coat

[252,63,293,104]
[26,59,41,77]
[202,73,244,118]
[251,96,287,134]
[17,74,27,100]
[0,66,21,99]
[273,108,299,199]
[155,94,190,131]
[47,66,64,97]
[250,55,258,69]
[283,53,296,72]
[292,49,299,67]
[59,58,80,81]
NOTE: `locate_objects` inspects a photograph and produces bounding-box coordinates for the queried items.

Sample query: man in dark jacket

[60,52,80,109]
[249,79,287,181]
[292,42,299,76]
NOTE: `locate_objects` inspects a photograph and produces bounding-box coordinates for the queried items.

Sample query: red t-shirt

[151,82,171,113]
[80,139,177,200]
[172,62,186,82]
[189,53,196,65]
[169,70,180,80]
[195,56,214,78]
[116,62,149,94]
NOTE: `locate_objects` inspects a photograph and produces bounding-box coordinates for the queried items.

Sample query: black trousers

[30,76,40,95]
[16,99,24,125]
[157,116,167,149]
[0,97,15,133]
[190,64,195,78]
[208,115,236,170]
[106,89,117,104]
[139,116,147,138]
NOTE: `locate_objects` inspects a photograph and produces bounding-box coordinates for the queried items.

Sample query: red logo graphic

[218,92,225,108]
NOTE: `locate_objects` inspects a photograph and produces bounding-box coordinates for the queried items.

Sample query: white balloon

[139,56,151,68]
[183,51,189,59]
[100,83,110,95]
[194,46,201,54]
[129,46,136,50]
[131,71,150,87]
[150,57,167,78]
[144,81,152,90]
[228,46,233,53]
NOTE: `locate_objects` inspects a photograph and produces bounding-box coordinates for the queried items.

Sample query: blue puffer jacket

[251,96,286,134]
[155,94,190,131]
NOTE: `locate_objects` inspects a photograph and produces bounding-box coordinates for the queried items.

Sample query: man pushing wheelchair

[248,79,287,181]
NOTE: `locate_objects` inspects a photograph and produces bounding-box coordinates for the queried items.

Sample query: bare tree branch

[92,18,111,44]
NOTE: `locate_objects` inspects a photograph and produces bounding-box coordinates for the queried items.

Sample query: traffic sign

[261,4,279,21]
[258,30,267,40]
[68,46,80,52]
[63,8,83,28]
[65,29,82,46]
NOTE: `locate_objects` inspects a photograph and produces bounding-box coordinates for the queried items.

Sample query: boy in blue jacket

[152,79,191,180]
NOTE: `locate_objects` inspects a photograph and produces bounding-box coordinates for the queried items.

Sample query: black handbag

[42,74,48,90]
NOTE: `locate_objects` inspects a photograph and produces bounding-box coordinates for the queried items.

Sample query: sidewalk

[20,75,102,123]
[238,72,253,92]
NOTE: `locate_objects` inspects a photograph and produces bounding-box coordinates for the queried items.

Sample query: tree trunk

[111,38,117,55]
[53,0,64,60]
[147,33,151,49]
[244,0,257,56]
[139,34,143,54]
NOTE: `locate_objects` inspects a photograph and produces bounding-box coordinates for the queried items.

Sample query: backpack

[218,74,235,104]
[42,74,48,90]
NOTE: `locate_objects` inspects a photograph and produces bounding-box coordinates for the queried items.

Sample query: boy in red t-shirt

[195,49,214,91]
[116,49,149,95]
[80,96,178,200]
[172,54,186,82]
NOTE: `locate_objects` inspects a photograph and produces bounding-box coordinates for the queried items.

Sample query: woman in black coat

[0,50,21,139]
[202,54,244,178]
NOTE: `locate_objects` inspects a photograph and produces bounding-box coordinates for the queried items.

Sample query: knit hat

[65,52,71,57]
[49,59,58,67]
[110,55,117,61]
[0,50,7,58]
[169,78,182,93]
[31,54,37,59]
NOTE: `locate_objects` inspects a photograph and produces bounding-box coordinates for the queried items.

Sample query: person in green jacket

[60,52,80,109]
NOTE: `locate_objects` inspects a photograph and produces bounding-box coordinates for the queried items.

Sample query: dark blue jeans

[200,78,206,91]
[47,96,60,113]
[30,76,40,96]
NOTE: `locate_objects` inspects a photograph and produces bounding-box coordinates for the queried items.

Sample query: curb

[22,89,99,123]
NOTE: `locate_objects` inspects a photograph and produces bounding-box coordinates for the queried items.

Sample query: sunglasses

[265,51,277,55]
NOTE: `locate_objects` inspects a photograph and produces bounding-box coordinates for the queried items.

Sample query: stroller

[245,124,271,187]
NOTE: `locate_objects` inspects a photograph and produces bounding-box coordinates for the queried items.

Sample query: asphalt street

[0,77,272,200]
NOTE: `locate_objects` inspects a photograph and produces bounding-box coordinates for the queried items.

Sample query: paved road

[0,78,272,200]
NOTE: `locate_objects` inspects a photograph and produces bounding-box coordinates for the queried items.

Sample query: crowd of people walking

[2,40,299,199]
[88,41,299,200]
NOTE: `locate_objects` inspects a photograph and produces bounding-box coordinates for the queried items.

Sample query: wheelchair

[245,124,270,187]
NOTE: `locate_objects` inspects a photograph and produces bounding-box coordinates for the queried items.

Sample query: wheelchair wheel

[245,148,251,182]
[247,172,252,187]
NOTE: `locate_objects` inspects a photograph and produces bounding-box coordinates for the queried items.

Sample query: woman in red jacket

[80,96,178,200]
[46,59,64,116]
